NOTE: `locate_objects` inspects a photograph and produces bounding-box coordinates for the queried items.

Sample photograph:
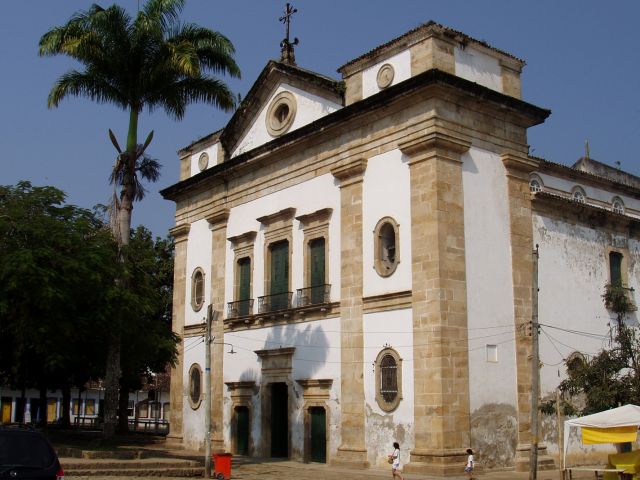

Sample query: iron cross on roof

[279,3,299,65]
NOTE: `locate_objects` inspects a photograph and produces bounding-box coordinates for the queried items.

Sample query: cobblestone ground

[65,458,575,480]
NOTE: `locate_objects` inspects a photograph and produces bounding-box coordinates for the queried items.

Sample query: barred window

[375,347,402,412]
[380,354,398,403]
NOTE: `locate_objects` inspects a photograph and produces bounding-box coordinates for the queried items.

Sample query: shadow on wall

[261,323,331,378]
[470,403,518,468]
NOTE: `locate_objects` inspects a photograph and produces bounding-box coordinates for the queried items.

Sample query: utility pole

[204,305,213,478]
[530,245,540,480]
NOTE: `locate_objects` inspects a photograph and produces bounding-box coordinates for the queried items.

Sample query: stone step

[65,467,204,477]
[62,460,201,471]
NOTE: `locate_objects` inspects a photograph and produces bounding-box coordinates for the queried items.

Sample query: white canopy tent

[563,404,640,469]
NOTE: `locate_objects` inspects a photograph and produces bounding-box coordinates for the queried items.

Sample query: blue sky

[2,1,639,237]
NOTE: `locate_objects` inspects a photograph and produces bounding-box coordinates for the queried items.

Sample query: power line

[224,328,514,350]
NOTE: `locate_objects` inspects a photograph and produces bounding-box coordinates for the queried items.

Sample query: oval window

[374,217,400,277]
[375,347,402,412]
[188,363,202,409]
[191,268,205,311]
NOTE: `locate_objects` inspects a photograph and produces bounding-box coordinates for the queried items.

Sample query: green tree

[547,284,640,416]
[117,227,178,432]
[39,0,240,436]
[0,182,117,426]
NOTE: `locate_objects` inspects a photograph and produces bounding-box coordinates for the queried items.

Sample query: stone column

[167,223,190,445]
[330,158,369,468]
[501,153,539,471]
[207,209,230,453]
[399,132,471,476]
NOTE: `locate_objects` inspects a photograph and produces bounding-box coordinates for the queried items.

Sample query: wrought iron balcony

[297,284,331,307]
[227,299,254,319]
[258,292,293,314]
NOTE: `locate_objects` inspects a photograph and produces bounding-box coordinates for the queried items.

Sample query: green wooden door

[270,241,289,310]
[309,238,325,304]
[310,407,326,463]
[238,257,251,315]
[236,406,249,455]
[270,383,288,457]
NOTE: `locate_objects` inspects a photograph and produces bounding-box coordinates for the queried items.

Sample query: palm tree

[40,0,240,437]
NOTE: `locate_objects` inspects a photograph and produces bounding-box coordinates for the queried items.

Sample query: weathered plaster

[470,403,518,468]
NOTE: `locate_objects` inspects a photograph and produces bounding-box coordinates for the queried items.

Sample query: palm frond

[47,71,127,109]
[139,0,185,33]
[136,156,161,184]
[169,24,241,78]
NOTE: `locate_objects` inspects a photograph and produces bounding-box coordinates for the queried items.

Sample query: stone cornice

[295,379,333,390]
[295,208,333,227]
[501,152,539,180]
[399,130,470,165]
[160,68,550,202]
[533,191,640,233]
[255,347,296,358]
[330,158,367,186]
[224,381,256,391]
[256,207,297,226]
[227,231,257,248]
[205,208,230,226]
[168,224,190,241]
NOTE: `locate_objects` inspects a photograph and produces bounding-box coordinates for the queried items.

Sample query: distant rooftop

[572,156,640,190]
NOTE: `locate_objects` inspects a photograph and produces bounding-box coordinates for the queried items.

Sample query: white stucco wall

[225,173,341,309]
[190,143,220,177]
[454,46,503,93]
[232,84,341,158]
[182,340,206,450]
[361,49,412,100]
[536,172,640,216]
[363,308,414,467]
[462,147,518,411]
[222,318,342,458]
[362,149,412,296]
[533,214,640,396]
[184,219,213,327]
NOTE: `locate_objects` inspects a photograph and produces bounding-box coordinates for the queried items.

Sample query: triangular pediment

[220,61,344,158]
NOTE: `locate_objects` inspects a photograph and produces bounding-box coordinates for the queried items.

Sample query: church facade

[161,22,640,474]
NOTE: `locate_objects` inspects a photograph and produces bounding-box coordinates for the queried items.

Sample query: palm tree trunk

[103,335,121,438]
[103,107,138,439]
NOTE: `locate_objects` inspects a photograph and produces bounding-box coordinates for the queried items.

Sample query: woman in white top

[464,448,475,479]
[388,442,404,480]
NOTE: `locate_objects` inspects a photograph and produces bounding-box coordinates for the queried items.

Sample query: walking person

[464,448,475,479]
[388,442,404,480]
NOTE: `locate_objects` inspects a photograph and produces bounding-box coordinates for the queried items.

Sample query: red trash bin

[212,452,232,480]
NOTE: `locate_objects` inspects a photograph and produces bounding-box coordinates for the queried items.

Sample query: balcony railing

[227,299,254,318]
[297,284,331,307]
[258,292,293,314]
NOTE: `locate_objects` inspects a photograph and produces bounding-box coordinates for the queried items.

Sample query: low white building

[161,21,640,474]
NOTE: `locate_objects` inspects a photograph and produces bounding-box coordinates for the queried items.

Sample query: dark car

[0,427,64,480]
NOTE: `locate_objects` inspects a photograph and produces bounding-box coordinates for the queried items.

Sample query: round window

[266,91,297,136]
[198,152,209,171]
[376,63,395,89]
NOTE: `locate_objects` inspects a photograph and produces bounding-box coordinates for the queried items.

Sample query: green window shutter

[238,257,251,300]
[610,252,623,286]
[271,241,289,294]
[309,238,326,304]
[309,238,325,287]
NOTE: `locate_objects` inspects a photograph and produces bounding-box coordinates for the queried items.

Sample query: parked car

[0,426,63,480]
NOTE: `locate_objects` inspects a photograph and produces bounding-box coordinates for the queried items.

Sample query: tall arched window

[375,347,402,412]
